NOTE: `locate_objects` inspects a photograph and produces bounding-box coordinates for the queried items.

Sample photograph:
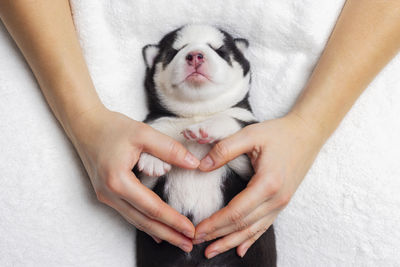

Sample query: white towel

[1,1,399,266]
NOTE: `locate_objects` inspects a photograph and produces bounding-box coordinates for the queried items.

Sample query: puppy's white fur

[139,25,254,225]
[154,25,251,117]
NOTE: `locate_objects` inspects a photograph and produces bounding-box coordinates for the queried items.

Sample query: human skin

[194,0,400,258]
[0,0,200,253]
[1,0,399,259]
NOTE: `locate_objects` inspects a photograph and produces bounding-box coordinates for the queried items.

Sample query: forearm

[289,0,400,141]
[0,0,103,142]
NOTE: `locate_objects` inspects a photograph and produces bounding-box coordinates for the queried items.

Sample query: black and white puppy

[134,24,276,267]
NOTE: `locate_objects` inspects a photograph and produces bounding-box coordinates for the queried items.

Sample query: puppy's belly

[165,142,227,225]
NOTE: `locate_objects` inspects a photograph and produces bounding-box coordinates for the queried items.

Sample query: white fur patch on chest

[139,112,251,225]
[165,142,227,226]
[165,167,227,226]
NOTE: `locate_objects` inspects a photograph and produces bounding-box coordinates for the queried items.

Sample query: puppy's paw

[181,124,217,144]
[137,152,171,177]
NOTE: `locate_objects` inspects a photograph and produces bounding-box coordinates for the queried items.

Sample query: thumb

[142,126,200,169]
[199,128,254,171]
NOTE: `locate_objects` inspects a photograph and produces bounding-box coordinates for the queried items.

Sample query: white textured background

[1,1,399,266]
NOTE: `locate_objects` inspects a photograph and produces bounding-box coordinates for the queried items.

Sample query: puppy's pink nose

[186,51,204,68]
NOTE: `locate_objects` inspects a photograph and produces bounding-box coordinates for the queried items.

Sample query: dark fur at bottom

[135,168,277,267]
[136,226,275,267]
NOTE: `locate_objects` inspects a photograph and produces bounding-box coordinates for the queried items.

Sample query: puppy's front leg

[181,114,242,144]
[137,117,186,188]
[182,112,255,180]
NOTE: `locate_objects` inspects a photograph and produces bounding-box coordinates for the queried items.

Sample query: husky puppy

[134,24,276,267]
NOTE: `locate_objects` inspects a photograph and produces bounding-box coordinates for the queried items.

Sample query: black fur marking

[233,92,253,112]
[219,29,251,76]
[136,169,277,267]
[142,26,252,121]
[143,63,178,122]
[132,164,140,177]
[156,27,183,69]
[232,92,258,127]
[221,168,248,206]
[141,27,185,121]
[152,176,168,202]
[208,44,233,66]
[137,25,276,267]
[162,48,179,69]
[206,31,251,77]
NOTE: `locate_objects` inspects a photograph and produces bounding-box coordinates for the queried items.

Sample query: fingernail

[183,230,194,239]
[199,156,214,170]
[180,243,192,253]
[192,239,204,244]
[184,153,199,167]
[238,247,248,258]
[207,250,219,259]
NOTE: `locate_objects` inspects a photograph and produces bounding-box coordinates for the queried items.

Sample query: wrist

[63,102,109,147]
[284,111,328,148]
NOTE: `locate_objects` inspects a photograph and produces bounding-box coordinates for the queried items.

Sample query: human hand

[68,106,200,252]
[194,113,325,258]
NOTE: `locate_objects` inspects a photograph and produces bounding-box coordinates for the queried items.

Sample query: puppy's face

[143,24,251,117]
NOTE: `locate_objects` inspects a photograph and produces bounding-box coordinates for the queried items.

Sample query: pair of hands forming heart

[70,106,324,258]
[4,0,398,261]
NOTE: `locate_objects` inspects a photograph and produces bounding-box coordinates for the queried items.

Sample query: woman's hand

[194,113,325,258]
[192,0,400,259]
[68,105,200,253]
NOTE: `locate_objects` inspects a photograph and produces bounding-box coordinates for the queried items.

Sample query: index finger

[142,125,200,169]
[198,126,254,172]
[118,171,195,239]
[194,179,266,240]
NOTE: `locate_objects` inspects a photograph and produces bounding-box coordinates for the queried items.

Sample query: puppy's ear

[142,44,159,68]
[233,38,249,53]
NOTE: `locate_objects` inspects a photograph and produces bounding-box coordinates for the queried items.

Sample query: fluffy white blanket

[1,0,399,266]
